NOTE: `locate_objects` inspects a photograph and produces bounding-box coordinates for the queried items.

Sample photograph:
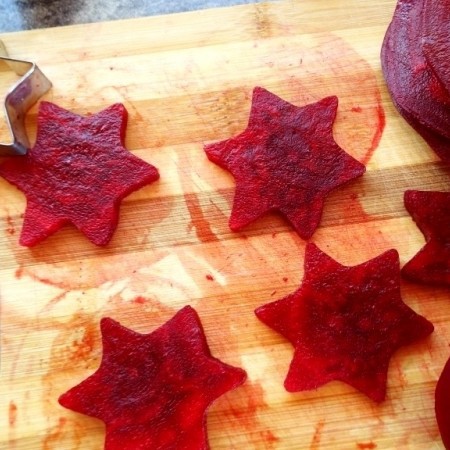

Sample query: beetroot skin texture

[422,0,450,96]
[255,243,434,403]
[0,102,159,246]
[204,87,365,240]
[436,357,450,449]
[381,0,450,162]
[402,190,450,287]
[59,306,246,450]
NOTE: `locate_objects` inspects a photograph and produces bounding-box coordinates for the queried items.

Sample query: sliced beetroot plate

[255,243,434,403]
[422,0,450,96]
[204,87,365,240]
[402,190,450,287]
[436,357,450,449]
[0,102,159,246]
[59,306,246,450]
[381,0,450,161]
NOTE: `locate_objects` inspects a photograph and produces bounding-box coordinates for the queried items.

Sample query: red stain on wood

[310,420,325,450]
[357,442,377,449]
[230,382,264,421]
[13,250,168,293]
[322,184,377,233]
[15,265,69,291]
[8,401,17,426]
[42,417,67,450]
[362,94,386,166]
[14,266,23,279]
[184,192,219,243]
[5,215,15,235]
[177,151,220,243]
[70,321,97,363]
[262,430,280,444]
[206,274,214,281]
[40,292,69,314]
[214,381,279,446]
[341,190,371,223]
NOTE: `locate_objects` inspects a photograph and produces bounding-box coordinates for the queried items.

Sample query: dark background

[0,0,267,32]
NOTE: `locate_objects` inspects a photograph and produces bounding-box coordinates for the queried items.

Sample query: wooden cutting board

[1,0,449,448]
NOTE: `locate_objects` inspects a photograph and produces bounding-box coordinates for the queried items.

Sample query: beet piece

[422,0,450,97]
[381,0,450,161]
[59,306,246,450]
[204,87,365,240]
[436,357,450,449]
[393,100,450,162]
[402,190,450,287]
[255,243,434,403]
[0,102,159,246]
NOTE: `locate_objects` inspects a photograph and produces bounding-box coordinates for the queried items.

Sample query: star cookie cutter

[0,40,52,155]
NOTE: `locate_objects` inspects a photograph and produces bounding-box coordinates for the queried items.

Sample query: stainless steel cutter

[0,40,52,156]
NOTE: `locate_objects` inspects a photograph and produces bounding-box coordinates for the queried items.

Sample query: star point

[402,190,450,287]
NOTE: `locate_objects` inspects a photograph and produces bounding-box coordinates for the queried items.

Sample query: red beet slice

[59,306,246,450]
[436,357,450,449]
[393,101,450,163]
[381,0,450,161]
[402,190,450,287]
[0,102,159,246]
[204,87,365,240]
[255,243,434,403]
[422,0,450,97]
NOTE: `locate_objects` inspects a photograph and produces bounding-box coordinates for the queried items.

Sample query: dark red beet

[436,357,450,449]
[381,0,450,162]
[255,243,434,403]
[204,87,365,240]
[402,190,450,287]
[393,101,450,162]
[0,102,159,246]
[59,306,246,450]
[422,0,450,97]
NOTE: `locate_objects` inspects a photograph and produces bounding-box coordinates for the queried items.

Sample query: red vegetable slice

[204,87,365,240]
[381,0,450,162]
[436,357,450,450]
[255,243,434,403]
[0,102,159,246]
[59,306,246,450]
[402,190,450,287]
[422,0,450,96]
[393,101,450,163]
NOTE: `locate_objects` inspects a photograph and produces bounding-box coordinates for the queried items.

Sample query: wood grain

[0,1,449,449]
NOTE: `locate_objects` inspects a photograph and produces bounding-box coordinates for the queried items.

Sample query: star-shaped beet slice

[204,87,365,240]
[59,306,246,450]
[402,190,450,287]
[0,102,159,246]
[255,243,434,402]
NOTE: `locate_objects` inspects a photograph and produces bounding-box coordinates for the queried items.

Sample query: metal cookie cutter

[0,40,52,155]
